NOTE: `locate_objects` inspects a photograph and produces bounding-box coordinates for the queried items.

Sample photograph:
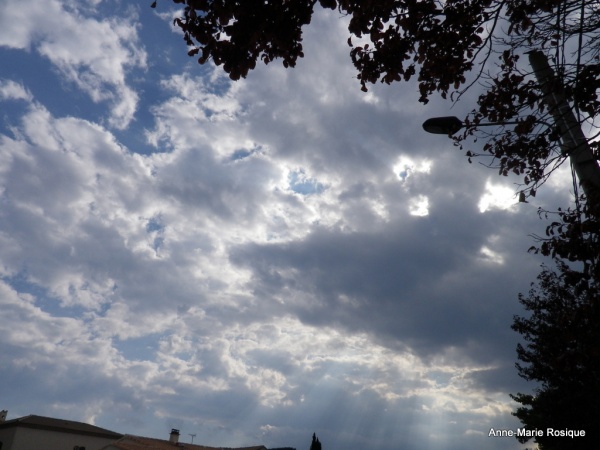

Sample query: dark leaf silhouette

[514,201,600,449]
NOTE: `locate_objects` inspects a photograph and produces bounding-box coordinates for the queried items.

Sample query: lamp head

[422,116,463,135]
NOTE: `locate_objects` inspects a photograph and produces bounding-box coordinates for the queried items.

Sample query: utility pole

[528,50,600,210]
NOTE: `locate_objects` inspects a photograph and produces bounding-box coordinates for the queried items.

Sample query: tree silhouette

[155,0,600,202]
[512,206,600,449]
[309,433,322,450]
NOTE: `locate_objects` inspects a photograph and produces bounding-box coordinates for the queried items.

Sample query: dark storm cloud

[229,185,545,406]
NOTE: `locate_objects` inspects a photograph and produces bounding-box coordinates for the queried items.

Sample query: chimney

[0,410,7,423]
[169,429,180,444]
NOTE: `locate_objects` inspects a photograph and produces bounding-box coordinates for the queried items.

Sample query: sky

[0,1,578,450]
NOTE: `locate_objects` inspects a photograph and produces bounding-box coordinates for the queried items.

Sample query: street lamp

[422,50,600,208]
[422,116,463,134]
[422,116,519,135]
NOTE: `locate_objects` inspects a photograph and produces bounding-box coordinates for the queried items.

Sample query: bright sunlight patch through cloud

[478,180,518,213]
[409,195,430,216]
[394,155,432,182]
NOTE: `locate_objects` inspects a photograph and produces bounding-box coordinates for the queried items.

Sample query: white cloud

[478,180,519,213]
[394,155,433,182]
[0,0,146,128]
[0,80,33,101]
[479,246,505,264]
[409,195,430,216]
[0,103,154,309]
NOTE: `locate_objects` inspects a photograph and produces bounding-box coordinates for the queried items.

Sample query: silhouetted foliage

[309,433,322,450]
[512,204,600,449]
[154,0,600,201]
[530,199,600,278]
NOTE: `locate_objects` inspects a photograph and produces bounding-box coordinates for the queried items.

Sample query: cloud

[478,179,519,213]
[0,76,533,448]
[0,79,33,101]
[0,102,152,308]
[0,0,146,128]
[0,4,553,450]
